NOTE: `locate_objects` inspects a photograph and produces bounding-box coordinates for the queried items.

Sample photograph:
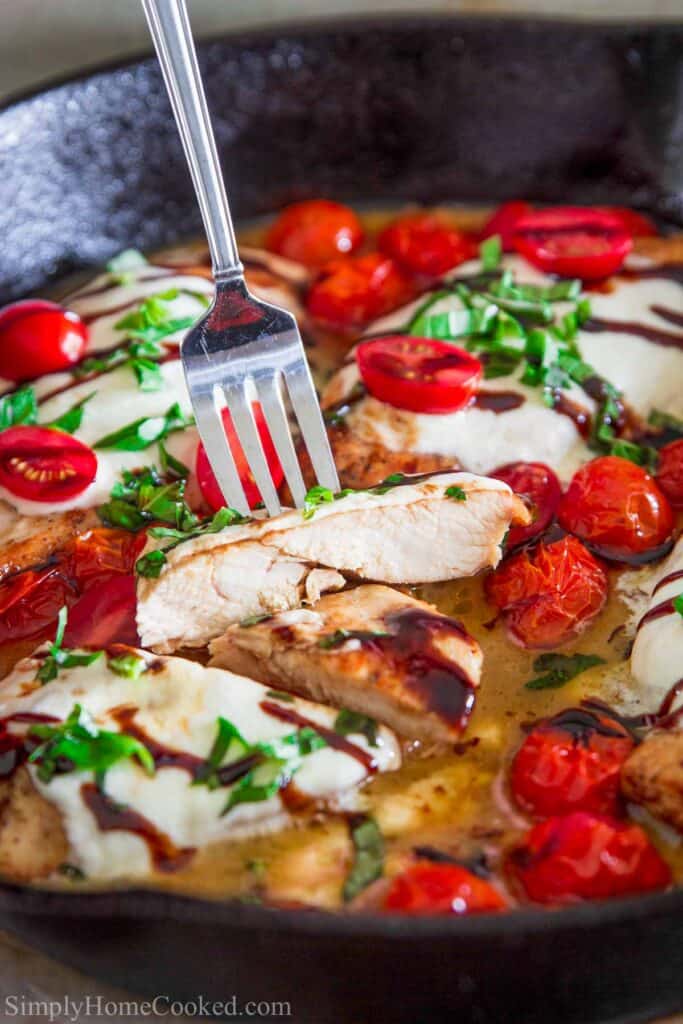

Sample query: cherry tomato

[378,212,475,278]
[512,207,633,280]
[0,427,97,504]
[305,253,416,331]
[656,439,683,507]
[383,861,506,915]
[557,455,674,562]
[510,707,635,818]
[596,207,658,237]
[0,300,88,381]
[356,335,482,414]
[0,565,77,645]
[491,462,561,548]
[485,536,608,649]
[265,199,363,268]
[63,575,139,649]
[479,201,533,252]
[196,403,283,511]
[507,812,671,904]
[70,528,147,589]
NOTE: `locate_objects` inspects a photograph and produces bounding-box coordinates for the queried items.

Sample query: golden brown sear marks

[0,768,68,881]
[0,507,99,582]
[622,731,683,833]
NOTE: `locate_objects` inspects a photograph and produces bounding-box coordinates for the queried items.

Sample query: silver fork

[141,0,339,517]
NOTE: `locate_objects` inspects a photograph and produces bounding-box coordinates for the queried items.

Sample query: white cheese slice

[630,535,683,713]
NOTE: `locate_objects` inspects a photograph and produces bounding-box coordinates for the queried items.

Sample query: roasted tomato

[596,207,658,237]
[491,462,561,548]
[507,812,671,904]
[378,212,475,278]
[0,565,78,645]
[305,253,416,331]
[265,199,363,268]
[557,455,674,562]
[70,528,146,588]
[356,335,483,414]
[383,861,506,915]
[63,575,139,648]
[656,439,683,507]
[0,300,88,381]
[479,201,533,251]
[485,536,608,649]
[0,427,97,503]
[512,207,632,280]
[196,403,283,511]
[510,707,635,818]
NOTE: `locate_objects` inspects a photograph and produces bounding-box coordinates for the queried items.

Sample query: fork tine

[285,362,340,493]
[224,381,282,517]
[192,387,250,517]
[256,373,308,509]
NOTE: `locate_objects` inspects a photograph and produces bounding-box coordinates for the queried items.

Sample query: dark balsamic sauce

[650,305,683,329]
[653,568,683,596]
[621,264,683,287]
[582,317,683,351]
[635,596,678,633]
[259,700,377,772]
[0,712,60,780]
[473,391,525,414]
[80,783,195,873]
[584,536,675,568]
[110,708,205,777]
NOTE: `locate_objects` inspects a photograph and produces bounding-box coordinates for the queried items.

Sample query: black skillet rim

[0,10,681,941]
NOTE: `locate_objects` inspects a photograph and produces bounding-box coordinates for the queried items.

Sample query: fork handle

[142,0,242,281]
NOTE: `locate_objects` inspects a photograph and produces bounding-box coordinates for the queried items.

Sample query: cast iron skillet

[0,16,682,1023]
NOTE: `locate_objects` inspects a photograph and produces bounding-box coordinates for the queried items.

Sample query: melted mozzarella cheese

[0,652,399,880]
[630,536,683,712]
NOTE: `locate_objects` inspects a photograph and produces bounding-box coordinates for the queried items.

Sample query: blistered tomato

[265,199,363,267]
[378,212,475,278]
[383,861,506,915]
[306,253,416,331]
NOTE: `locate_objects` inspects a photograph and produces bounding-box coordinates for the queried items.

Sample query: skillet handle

[141,0,243,282]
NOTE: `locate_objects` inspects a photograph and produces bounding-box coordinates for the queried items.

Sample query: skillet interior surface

[0,15,682,1023]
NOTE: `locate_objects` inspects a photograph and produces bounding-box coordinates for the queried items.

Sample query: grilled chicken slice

[0,507,99,582]
[0,644,399,882]
[211,584,482,742]
[622,731,683,834]
[137,472,529,652]
[630,535,683,712]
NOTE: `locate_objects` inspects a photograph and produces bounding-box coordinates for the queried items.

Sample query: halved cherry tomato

[305,253,416,331]
[0,565,78,645]
[265,199,363,268]
[0,300,88,382]
[479,201,533,252]
[195,403,283,511]
[656,439,683,507]
[512,207,633,280]
[378,212,475,278]
[383,861,506,915]
[491,462,561,548]
[557,455,674,562]
[510,707,635,818]
[63,575,139,649]
[70,528,147,589]
[507,812,671,904]
[596,207,658,238]
[485,536,608,649]
[0,427,97,503]
[356,335,482,414]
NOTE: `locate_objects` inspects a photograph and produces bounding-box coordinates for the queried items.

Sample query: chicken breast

[137,472,529,652]
[0,507,99,582]
[0,644,399,883]
[630,535,683,714]
[622,731,683,834]
[210,584,482,743]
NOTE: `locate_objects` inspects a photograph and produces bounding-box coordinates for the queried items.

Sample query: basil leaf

[302,485,335,519]
[480,235,502,271]
[240,614,274,628]
[648,408,683,439]
[35,607,103,685]
[194,716,251,789]
[130,358,163,392]
[158,440,189,479]
[610,439,659,472]
[115,289,203,345]
[106,249,148,274]
[108,652,147,679]
[525,652,606,691]
[674,593,683,619]
[0,386,38,430]
[94,402,191,451]
[135,549,167,579]
[46,392,95,434]
[222,756,290,814]
[342,816,384,902]
[445,485,467,501]
[264,689,294,702]
[334,709,378,747]
[97,498,149,532]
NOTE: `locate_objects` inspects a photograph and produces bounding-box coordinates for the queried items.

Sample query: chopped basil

[648,408,683,440]
[318,629,353,650]
[94,401,192,451]
[98,466,198,533]
[114,289,203,345]
[674,593,683,619]
[610,439,659,473]
[479,235,502,272]
[35,607,103,685]
[134,548,168,579]
[0,386,37,429]
[240,613,274,628]
[194,716,251,789]
[28,703,155,784]
[524,652,606,691]
[74,337,167,392]
[138,505,247,577]
[108,651,147,679]
[445,485,467,501]
[342,816,384,902]
[57,862,86,882]
[264,689,295,702]
[47,392,95,434]
[371,472,407,495]
[158,439,189,479]
[334,709,378,747]
[106,249,148,286]
[302,485,336,519]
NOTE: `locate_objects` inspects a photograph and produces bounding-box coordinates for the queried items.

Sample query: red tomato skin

[0,427,97,503]
[485,536,608,649]
[508,812,671,904]
[63,574,139,649]
[510,709,635,818]
[378,212,475,278]
[0,301,88,381]
[512,207,633,280]
[479,201,533,251]
[383,861,506,915]
[557,455,674,561]
[356,335,483,414]
[491,462,561,548]
[195,403,283,511]
[656,439,683,507]
[265,199,363,268]
[596,207,658,237]
[70,528,146,589]
[305,253,417,331]
[0,566,78,645]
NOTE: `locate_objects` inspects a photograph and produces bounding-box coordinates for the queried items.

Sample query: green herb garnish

[114,289,202,345]
[264,689,295,703]
[107,651,147,680]
[648,408,683,439]
[342,816,384,902]
[137,505,247,578]
[445,485,467,501]
[674,593,683,619]
[334,709,378,747]
[0,386,37,429]
[106,248,148,286]
[240,614,274,628]
[302,485,336,519]
[35,607,103,685]
[47,392,95,434]
[479,235,502,271]
[525,652,606,691]
[94,401,192,451]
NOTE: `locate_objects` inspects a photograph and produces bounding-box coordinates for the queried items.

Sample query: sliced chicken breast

[622,731,683,834]
[137,472,529,652]
[210,584,482,743]
[630,535,683,714]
